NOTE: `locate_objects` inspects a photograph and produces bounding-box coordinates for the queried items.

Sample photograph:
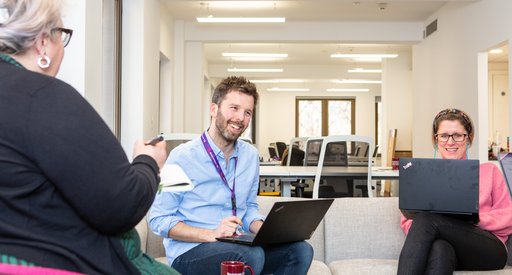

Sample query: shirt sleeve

[148,191,185,237]
[477,163,512,238]
[28,79,159,234]
[148,148,186,237]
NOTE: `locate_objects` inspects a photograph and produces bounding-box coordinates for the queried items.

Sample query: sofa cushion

[257,196,326,262]
[135,217,166,259]
[329,259,512,275]
[324,197,405,264]
[307,260,331,275]
[329,259,398,275]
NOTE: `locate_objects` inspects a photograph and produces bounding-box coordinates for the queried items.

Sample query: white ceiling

[161,0,508,86]
[163,0,466,22]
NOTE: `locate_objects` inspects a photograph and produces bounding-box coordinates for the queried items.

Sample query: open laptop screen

[498,153,512,197]
[399,158,479,223]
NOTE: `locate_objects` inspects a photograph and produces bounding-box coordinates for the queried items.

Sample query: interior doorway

[488,42,509,160]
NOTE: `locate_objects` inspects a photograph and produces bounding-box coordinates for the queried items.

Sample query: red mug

[392,157,400,170]
[220,261,254,275]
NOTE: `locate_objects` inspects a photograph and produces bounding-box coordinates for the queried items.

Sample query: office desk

[259,166,399,197]
[259,160,282,166]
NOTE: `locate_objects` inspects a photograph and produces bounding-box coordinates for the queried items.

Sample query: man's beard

[215,109,246,143]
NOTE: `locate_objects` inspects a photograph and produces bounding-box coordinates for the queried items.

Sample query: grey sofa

[136,196,512,274]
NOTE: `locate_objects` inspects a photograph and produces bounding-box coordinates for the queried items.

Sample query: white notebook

[159,164,194,192]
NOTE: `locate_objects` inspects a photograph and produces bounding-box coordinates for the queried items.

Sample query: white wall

[61,0,115,128]
[60,1,86,95]
[381,51,413,164]
[121,0,161,158]
[184,42,205,133]
[172,20,186,132]
[412,0,512,161]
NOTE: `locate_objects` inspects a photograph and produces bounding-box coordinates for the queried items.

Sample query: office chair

[268,146,279,160]
[279,146,307,197]
[286,137,309,166]
[304,138,324,166]
[275,142,287,160]
[161,133,199,156]
[312,135,374,199]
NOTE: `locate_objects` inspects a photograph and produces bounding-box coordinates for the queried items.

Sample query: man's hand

[168,216,243,243]
[212,216,242,239]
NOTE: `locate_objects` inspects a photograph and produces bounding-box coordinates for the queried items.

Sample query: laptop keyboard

[231,234,254,242]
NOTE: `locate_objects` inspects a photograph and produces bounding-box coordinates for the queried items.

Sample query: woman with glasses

[397,108,512,274]
[0,1,177,274]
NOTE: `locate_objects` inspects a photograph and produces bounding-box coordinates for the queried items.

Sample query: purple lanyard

[201,132,238,216]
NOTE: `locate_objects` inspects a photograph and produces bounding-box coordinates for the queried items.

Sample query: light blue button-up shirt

[148,132,265,265]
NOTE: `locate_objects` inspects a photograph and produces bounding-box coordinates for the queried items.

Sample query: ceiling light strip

[334,79,382,84]
[227,68,284,73]
[348,68,382,73]
[222,52,288,58]
[197,17,285,23]
[326,88,369,92]
[330,54,398,58]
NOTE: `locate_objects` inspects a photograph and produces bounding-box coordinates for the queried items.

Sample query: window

[295,98,355,137]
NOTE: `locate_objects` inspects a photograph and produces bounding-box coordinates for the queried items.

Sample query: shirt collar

[204,129,240,159]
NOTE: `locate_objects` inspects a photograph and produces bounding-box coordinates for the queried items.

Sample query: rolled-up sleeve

[148,191,184,237]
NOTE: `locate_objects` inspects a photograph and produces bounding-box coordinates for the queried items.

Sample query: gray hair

[0,0,62,54]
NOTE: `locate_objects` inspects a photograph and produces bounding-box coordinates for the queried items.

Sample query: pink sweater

[400,162,512,245]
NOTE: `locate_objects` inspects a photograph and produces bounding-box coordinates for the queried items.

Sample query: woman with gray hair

[0,1,177,274]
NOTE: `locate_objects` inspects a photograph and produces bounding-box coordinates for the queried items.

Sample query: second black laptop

[216,199,333,246]
[399,158,479,223]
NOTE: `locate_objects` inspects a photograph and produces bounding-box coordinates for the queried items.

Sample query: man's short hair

[211,76,258,106]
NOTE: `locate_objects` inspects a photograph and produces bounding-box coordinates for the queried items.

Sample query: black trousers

[397,212,508,275]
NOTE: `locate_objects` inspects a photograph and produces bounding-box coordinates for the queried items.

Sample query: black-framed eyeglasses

[435,133,468,142]
[52,27,73,47]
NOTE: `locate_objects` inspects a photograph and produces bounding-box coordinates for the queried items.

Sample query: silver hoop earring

[37,55,51,69]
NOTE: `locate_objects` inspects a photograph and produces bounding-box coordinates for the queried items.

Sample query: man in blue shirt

[149,76,313,274]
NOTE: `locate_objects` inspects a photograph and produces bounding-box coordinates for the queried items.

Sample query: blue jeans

[171,241,313,275]
[397,212,507,275]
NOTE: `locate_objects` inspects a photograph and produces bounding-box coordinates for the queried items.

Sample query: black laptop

[216,199,333,246]
[498,153,512,197]
[399,158,479,223]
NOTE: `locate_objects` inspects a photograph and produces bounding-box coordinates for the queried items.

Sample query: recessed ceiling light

[330,54,398,58]
[207,1,277,9]
[333,79,382,84]
[230,57,284,61]
[267,87,310,92]
[197,17,285,23]
[227,68,284,73]
[222,52,288,58]
[489,49,503,54]
[326,88,369,92]
[348,68,382,73]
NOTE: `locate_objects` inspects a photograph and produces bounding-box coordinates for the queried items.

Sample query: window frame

[295,97,355,137]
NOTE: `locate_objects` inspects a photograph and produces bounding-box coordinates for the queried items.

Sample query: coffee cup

[392,157,400,170]
[220,261,254,275]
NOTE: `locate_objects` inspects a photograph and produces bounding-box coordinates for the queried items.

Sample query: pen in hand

[145,135,164,146]
[234,224,244,236]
